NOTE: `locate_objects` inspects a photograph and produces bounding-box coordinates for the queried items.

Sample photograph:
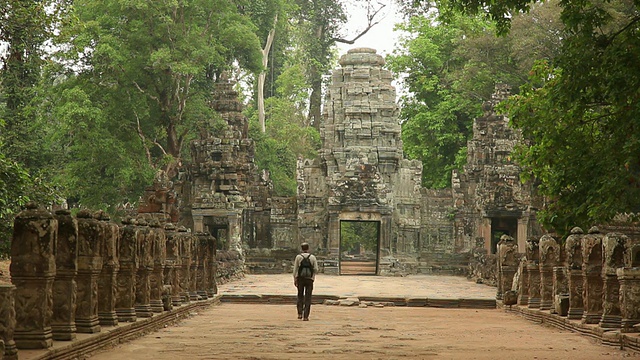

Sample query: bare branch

[133,80,161,104]
[332,2,386,45]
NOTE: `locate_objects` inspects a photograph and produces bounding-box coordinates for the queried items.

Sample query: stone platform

[501,302,640,352]
[218,274,497,308]
[18,274,495,359]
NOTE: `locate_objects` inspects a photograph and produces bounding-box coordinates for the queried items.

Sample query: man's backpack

[298,254,314,279]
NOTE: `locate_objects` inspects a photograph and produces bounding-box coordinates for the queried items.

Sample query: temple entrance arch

[327,210,392,275]
[339,220,380,275]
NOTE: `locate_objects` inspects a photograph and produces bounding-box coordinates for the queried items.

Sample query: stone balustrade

[1,204,233,359]
[510,224,640,334]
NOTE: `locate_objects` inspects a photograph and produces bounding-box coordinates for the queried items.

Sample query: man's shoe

[298,314,303,319]
[303,318,309,321]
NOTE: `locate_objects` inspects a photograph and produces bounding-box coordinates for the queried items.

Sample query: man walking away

[293,242,319,321]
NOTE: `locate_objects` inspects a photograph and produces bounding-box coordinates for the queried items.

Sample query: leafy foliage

[502,0,640,231]
[248,63,320,196]
[340,221,379,255]
[388,11,536,188]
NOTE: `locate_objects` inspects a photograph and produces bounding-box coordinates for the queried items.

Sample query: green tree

[249,62,320,196]
[50,0,263,209]
[294,0,386,129]
[498,0,640,231]
[0,1,65,253]
[407,0,640,230]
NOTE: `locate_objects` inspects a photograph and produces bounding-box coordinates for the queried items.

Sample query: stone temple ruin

[4,47,640,357]
[240,48,543,275]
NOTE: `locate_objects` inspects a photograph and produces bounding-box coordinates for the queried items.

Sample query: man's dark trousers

[296,277,314,319]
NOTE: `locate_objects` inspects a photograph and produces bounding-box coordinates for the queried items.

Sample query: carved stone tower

[298,48,423,274]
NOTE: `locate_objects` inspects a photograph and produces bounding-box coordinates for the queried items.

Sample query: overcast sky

[336,1,402,58]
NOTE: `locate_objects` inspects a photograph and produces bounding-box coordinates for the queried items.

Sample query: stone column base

[98,311,119,326]
[76,317,101,334]
[14,329,53,349]
[135,305,153,318]
[116,308,137,322]
[582,313,602,324]
[599,314,621,329]
[51,324,76,341]
[567,308,584,320]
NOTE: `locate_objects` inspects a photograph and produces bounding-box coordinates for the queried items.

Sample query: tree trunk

[309,66,323,131]
[258,15,278,133]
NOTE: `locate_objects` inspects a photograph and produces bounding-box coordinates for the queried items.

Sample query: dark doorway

[204,217,228,251]
[339,220,380,275]
[491,217,518,254]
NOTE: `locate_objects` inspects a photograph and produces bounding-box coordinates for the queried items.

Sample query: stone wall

[1,203,238,358]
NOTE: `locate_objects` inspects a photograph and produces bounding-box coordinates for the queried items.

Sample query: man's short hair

[301,242,309,251]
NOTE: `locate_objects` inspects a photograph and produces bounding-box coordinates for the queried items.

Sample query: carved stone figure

[75,209,104,333]
[115,217,139,322]
[565,227,584,320]
[496,235,518,300]
[526,237,541,309]
[11,202,57,348]
[164,223,182,307]
[581,226,604,324]
[149,219,166,313]
[599,232,628,328]
[177,226,192,304]
[617,267,640,332]
[96,211,119,326]
[189,233,200,301]
[517,260,529,306]
[51,209,78,340]
[539,234,561,311]
[206,233,218,297]
[196,232,210,299]
[0,285,17,359]
[134,218,153,318]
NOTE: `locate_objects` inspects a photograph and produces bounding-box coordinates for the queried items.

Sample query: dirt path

[88,303,636,360]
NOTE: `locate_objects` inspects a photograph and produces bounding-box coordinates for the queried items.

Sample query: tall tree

[51,0,263,209]
[387,6,561,188]
[405,0,640,230]
[502,0,640,231]
[295,0,386,130]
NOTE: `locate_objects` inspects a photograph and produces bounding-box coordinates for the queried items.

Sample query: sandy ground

[86,303,638,360]
[2,260,638,359]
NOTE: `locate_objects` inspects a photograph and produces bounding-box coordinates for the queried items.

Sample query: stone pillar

[599,232,627,329]
[0,285,17,359]
[164,223,182,307]
[149,220,166,313]
[618,267,640,332]
[52,209,78,340]
[11,202,57,348]
[135,218,153,318]
[539,234,561,311]
[96,211,119,326]
[196,232,209,299]
[517,260,529,305]
[496,235,518,300]
[565,227,584,320]
[178,227,192,304]
[115,217,139,322]
[552,266,568,315]
[582,226,604,324]
[526,237,541,309]
[75,209,103,334]
[207,233,218,297]
[189,233,200,301]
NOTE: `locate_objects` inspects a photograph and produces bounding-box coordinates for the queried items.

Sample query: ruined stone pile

[0,203,242,360]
